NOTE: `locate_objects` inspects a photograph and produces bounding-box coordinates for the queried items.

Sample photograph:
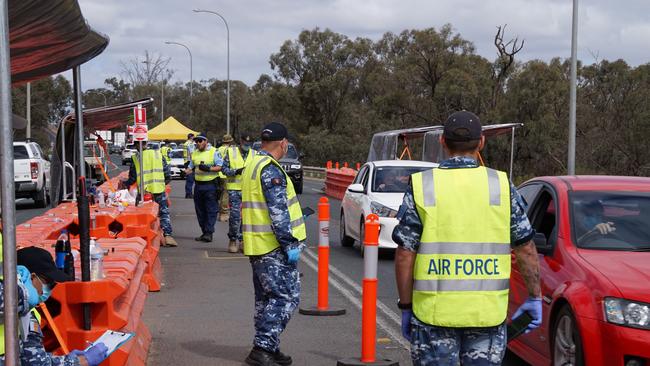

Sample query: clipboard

[86,330,134,356]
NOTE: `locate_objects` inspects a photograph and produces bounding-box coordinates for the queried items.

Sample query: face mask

[39,283,52,303]
[583,215,600,229]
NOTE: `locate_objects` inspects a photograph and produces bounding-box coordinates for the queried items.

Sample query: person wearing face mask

[577,200,616,243]
[240,123,305,366]
[11,246,108,366]
[221,133,257,253]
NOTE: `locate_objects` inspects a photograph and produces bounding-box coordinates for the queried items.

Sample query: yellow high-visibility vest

[160,146,172,163]
[183,140,194,162]
[225,147,256,191]
[241,155,306,256]
[217,145,229,179]
[411,166,511,328]
[191,147,218,182]
[132,150,166,194]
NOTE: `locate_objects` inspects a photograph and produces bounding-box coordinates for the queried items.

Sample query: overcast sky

[77,0,650,90]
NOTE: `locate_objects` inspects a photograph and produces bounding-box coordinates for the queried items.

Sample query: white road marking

[301,248,410,350]
[310,188,323,193]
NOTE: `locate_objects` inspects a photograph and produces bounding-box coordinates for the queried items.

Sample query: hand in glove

[401,310,413,342]
[286,248,301,264]
[234,168,244,175]
[17,265,39,308]
[512,297,543,333]
[71,342,108,366]
[198,164,211,172]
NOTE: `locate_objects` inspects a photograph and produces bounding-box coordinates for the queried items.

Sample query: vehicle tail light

[30,162,38,180]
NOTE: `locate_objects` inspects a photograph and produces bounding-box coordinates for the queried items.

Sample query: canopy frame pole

[509,127,516,182]
[73,66,92,330]
[1,0,20,362]
[61,121,67,200]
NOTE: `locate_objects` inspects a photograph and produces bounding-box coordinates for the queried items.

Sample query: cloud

[75,0,650,89]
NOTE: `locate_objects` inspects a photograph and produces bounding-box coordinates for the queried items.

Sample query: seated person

[576,200,616,243]
[376,170,407,192]
[14,247,108,366]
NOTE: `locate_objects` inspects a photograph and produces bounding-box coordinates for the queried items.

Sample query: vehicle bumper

[582,317,650,366]
[377,217,398,249]
[170,167,182,179]
[15,181,36,193]
[287,170,303,184]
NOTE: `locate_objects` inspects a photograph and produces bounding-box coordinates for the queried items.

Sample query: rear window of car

[170,150,184,158]
[372,166,431,193]
[14,145,29,159]
[571,191,650,251]
[126,144,135,151]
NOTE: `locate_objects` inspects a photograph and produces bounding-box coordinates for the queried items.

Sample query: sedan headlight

[370,201,398,218]
[604,297,650,329]
[290,164,301,170]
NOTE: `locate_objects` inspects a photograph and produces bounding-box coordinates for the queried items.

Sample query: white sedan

[340,160,438,254]
[168,149,186,179]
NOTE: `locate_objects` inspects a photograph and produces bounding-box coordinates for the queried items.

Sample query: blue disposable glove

[71,342,108,366]
[17,265,39,308]
[286,248,301,264]
[401,310,413,342]
[512,297,543,333]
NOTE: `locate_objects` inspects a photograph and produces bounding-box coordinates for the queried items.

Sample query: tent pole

[0,0,20,362]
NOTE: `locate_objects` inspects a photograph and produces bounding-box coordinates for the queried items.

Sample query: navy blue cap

[17,247,72,283]
[443,111,482,141]
[240,133,253,143]
[261,122,288,141]
[193,132,208,141]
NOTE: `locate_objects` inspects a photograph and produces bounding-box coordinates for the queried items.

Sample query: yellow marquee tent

[147,116,199,140]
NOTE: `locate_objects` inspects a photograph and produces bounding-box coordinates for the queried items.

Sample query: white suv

[121,143,137,165]
[14,141,51,207]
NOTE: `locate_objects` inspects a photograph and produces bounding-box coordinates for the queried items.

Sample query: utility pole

[568,0,579,175]
[26,82,30,139]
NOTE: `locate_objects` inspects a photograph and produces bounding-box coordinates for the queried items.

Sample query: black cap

[193,132,208,142]
[187,133,195,139]
[17,247,73,283]
[443,111,482,141]
[260,122,288,141]
[240,133,253,143]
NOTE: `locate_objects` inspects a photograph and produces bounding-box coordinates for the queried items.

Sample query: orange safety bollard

[299,197,346,316]
[338,214,397,366]
[327,161,333,169]
[356,162,361,171]
[343,162,349,168]
[335,161,340,170]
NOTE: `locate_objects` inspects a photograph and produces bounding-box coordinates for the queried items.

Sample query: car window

[286,144,299,159]
[170,150,184,159]
[361,167,370,189]
[36,145,45,159]
[13,145,29,159]
[571,191,650,251]
[528,190,557,249]
[126,144,135,151]
[517,183,542,210]
[29,144,39,158]
[372,166,430,193]
[354,166,368,184]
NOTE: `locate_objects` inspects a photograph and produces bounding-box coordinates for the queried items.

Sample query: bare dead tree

[491,25,524,109]
[120,50,173,87]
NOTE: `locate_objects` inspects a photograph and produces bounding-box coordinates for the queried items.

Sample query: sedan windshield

[170,150,184,159]
[372,166,431,193]
[572,191,650,251]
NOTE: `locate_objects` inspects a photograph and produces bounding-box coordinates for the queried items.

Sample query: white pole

[26,82,31,139]
[568,0,579,175]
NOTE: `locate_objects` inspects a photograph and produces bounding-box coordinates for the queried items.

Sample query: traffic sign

[133,124,148,141]
[134,106,147,125]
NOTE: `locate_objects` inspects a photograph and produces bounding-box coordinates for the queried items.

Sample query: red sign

[133,125,148,141]
[134,106,146,125]
[127,125,134,134]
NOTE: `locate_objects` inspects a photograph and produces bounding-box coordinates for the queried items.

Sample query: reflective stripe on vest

[217,146,228,179]
[191,147,219,182]
[133,150,166,194]
[183,140,193,162]
[411,166,511,328]
[241,155,306,256]
[226,147,255,191]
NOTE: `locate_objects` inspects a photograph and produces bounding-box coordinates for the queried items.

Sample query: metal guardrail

[303,166,327,180]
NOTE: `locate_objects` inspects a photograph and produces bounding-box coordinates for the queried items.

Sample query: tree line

[14,24,650,182]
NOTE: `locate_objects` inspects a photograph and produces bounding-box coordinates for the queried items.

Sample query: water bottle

[72,249,80,281]
[89,238,105,280]
[64,242,75,280]
[54,230,68,269]
[107,190,115,206]
[97,189,105,208]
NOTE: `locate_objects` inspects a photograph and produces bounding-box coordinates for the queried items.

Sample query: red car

[508,176,650,366]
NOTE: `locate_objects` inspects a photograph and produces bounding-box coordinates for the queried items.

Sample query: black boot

[245,347,279,366]
[201,233,213,242]
[273,350,292,365]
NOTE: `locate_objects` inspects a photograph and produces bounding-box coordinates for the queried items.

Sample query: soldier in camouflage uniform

[0,247,107,366]
[241,123,305,366]
[393,111,542,366]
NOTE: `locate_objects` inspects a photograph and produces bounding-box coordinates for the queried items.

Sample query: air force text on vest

[428,258,500,276]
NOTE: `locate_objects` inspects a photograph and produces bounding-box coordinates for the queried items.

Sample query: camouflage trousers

[153,192,172,236]
[250,249,300,353]
[410,316,506,366]
[227,190,242,241]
